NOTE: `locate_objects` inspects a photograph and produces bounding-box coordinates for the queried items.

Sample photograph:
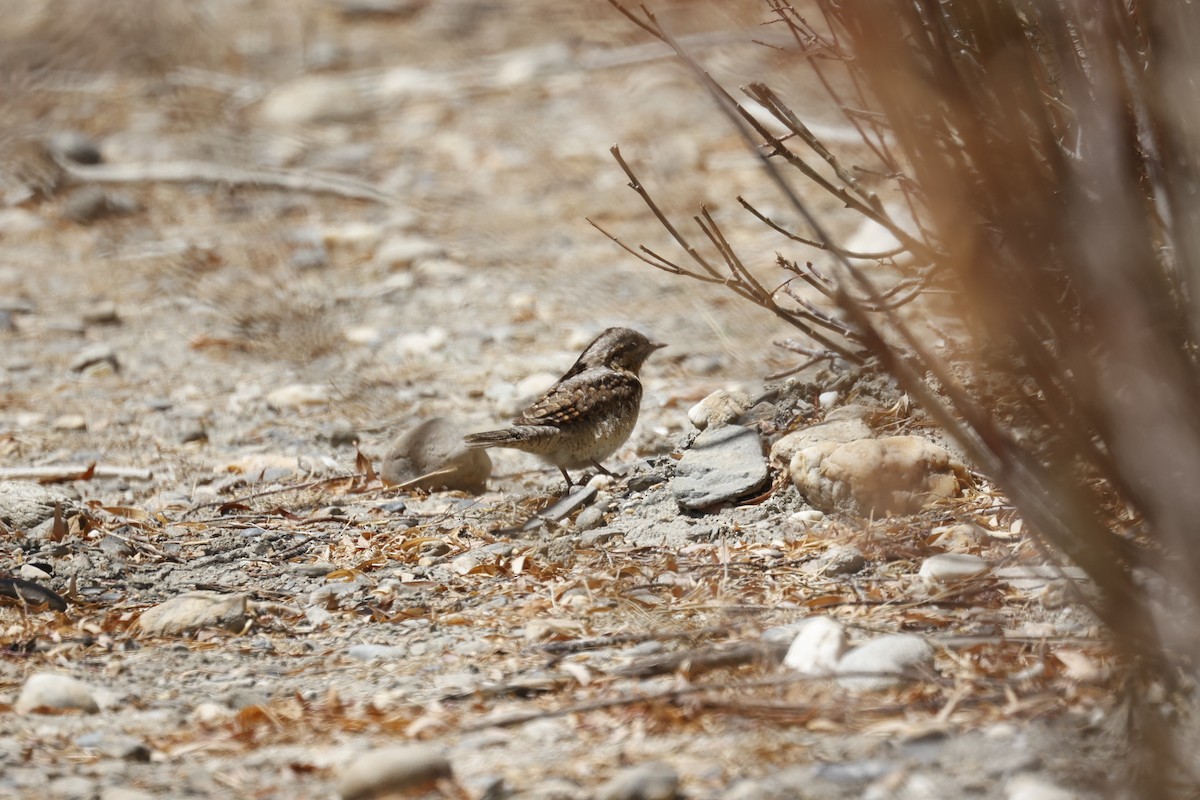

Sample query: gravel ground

[0,1,1134,798]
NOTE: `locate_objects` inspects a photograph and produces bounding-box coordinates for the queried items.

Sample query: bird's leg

[590,461,614,477]
[559,467,574,488]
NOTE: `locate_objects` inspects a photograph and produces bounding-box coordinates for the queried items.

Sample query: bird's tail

[463,426,550,450]
[463,429,521,448]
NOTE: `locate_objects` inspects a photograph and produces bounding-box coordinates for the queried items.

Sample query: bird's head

[575,327,666,375]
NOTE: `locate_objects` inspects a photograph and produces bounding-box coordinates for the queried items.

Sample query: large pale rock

[338,744,451,799]
[673,425,768,510]
[836,634,935,691]
[770,417,873,467]
[16,672,99,714]
[381,418,492,493]
[136,591,248,636]
[790,436,963,515]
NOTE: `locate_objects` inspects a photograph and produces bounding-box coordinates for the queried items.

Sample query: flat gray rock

[672,425,768,511]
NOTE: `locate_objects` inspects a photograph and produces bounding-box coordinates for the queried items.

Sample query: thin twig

[60,160,397,206]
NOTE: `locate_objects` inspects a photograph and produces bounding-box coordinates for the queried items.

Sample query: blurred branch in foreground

[604,1,1200,794]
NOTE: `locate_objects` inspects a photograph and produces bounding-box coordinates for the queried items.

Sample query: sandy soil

[0,1,1129,798]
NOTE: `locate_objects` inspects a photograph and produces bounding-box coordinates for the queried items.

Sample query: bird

[464,327,666,488]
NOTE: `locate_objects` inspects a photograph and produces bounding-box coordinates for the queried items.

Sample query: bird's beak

[650,341,667,351]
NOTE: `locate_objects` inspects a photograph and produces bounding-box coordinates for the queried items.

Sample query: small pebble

[807,545,866,577]
[52,414,87,431]
[70,343,119,373]
[81,300,119,325]
[1006,774,1080,800]
[374,235,446,269]
[347,644,407,662]
[62,187,139,224]
[266,383,328,410]
[574,497,610,531]
[47,131,103,165]
[17,563,51,581]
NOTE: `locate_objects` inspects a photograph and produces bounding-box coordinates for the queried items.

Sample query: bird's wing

[514,369,640,427]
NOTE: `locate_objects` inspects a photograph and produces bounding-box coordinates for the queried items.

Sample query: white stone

[18,563,51,581]
[266,383,328,410]
[257,75,371,126]
[16,672,99,714]
[791,509,825,523]
[191,702,233,726]
[0,208,46,234]
[836,634,935,691]
[347,644,407,662]
[52,414,87,431]
[322,221,386,252]
[919,553,990,584]
[843,200,920,269]
[338,744,452,799]
[394,327,448,356]
[344,326,383,346]
[136,591,248,636]
[1006,774,1081,800]
[783,616,846,674]
[818,390,839,408]
[373,235,445,268]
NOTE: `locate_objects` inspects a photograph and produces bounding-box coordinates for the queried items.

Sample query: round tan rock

[381,417,492,493]
[790,435,963,516]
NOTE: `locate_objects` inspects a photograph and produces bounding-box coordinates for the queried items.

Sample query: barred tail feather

[463,429,518,448]
[463,425,556,451]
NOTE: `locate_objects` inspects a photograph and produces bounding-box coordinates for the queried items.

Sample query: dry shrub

[608,1,1200,793]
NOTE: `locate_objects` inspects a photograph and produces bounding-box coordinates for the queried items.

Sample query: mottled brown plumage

[464,327,665,487]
